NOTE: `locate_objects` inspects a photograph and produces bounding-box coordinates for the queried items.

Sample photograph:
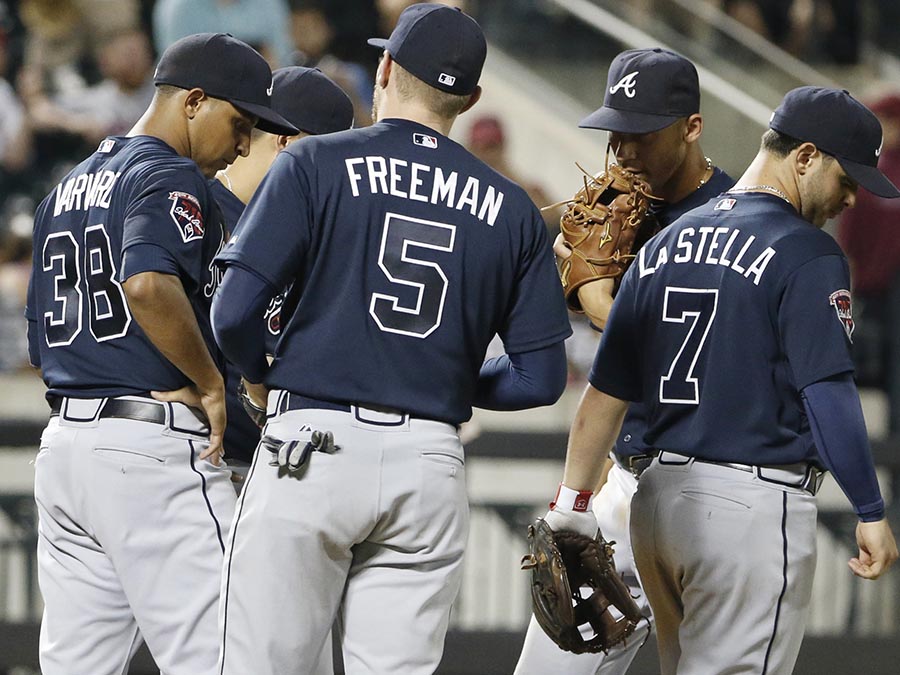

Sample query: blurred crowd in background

[2,0,900,402]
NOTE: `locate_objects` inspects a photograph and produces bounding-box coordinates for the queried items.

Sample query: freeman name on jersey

[53,169,122,216]
[345,156,505,226]
[638,225,777,286]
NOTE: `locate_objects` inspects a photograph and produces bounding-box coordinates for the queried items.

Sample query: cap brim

[367,38,389,49]
[839,157,900,198]
[230,99,299,136]
[579,106,680,134]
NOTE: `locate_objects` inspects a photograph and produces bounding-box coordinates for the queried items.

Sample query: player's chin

[200,161,227,179]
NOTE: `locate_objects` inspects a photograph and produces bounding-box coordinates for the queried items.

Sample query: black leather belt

[278,393,351,415]
[49,397,167,425]
[613,451,654,478]
[655,450,825,496]
[276,392,440,428]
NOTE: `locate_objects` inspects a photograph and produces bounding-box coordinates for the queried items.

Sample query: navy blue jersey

[217,118,572,424]
[210,178,291,356]
[616,169,734,458]
[210,178,263,462]
[26,136,226,398]
[211,178,296,462]
[592,192,854,465]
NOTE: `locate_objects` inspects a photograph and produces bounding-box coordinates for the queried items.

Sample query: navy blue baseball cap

[367,3,486,96]
[271,67,354,135]
[580,48,700,134]
[154,32,299,136]
[769,86,900,198]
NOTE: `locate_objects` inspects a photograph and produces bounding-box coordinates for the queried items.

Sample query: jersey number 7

[659,287,718,405]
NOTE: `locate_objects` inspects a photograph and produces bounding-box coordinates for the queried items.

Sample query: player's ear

[794,142,818,175]
[183,88,207,119]
[684,114,703,143]
[459,86,482,115]
[376,52,391,88]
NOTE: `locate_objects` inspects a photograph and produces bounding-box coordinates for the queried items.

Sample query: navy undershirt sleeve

[211,264,277,384]
[473,340,568,410]
[27,318,40,368]
[802,373,884,521]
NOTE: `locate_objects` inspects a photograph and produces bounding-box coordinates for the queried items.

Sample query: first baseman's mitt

[557,164,655,311]
[521,518,643,654]
[238,380,267,428]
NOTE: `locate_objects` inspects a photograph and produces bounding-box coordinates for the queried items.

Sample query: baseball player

[515,47,734,675]
[210,4,571,674]
[25,34,297,675]
[544,86,899,675]
[211,66,355,466]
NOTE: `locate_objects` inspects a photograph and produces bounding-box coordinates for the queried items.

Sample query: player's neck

[732,153,799,211]
[660,150,711,204]
[128,103,187,157]
[217,158,259,205]
[732,152,800,213]
[375,100,455,137]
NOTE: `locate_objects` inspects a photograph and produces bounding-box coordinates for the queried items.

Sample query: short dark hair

[392,61,470,119]
[154,83,184,99]
[761,128,804,157]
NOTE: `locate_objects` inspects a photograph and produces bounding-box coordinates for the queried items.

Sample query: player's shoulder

[119,137,210,197]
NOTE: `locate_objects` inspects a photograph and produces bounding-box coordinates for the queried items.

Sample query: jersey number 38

[41,224,131,347]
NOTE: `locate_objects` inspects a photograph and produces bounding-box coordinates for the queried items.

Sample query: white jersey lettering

[344,155,506,226]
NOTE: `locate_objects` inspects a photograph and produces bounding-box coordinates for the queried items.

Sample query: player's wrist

[549,483,594,513]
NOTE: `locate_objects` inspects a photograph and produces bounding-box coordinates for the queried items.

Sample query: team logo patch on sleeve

[168,191,205,243]
[829,290,854,341]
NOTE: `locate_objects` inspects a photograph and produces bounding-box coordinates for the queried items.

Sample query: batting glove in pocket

[261,431,338,471]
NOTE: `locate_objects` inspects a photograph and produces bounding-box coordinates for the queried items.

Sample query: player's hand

[552,233,615,328]
[552,232,571,262]
[543,507,599,539]
[152,381,226,464]
[242,378,269,409]
[849,519,899,580]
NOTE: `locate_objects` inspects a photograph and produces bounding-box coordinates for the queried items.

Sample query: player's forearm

[123,271,222,391]
[473,341,567,410]
[211,265,273,383]
[576,279,615,330]
[562,384,628,491]
[802,374,885,521]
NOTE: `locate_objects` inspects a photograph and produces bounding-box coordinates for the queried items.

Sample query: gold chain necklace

[727,184,792,205]
[697,156,713,188]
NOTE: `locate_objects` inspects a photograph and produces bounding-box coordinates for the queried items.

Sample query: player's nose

[843,189,857,210]
[236,133,251,158]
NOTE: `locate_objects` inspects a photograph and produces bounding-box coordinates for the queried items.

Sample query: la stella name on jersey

[638,225,776,286]
[53,169,121,216]
[344,156,505,226]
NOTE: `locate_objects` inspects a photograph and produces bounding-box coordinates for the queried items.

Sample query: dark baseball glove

[557,164,656,311]
[521,518,643,654]
[238,379,267,428]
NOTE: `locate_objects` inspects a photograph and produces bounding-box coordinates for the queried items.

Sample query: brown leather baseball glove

[521,517,644,654]
[557,164,655,312]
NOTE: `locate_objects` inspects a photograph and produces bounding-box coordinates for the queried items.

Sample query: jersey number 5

[369,212,456,338]
[659,287,718,405]
[42,224,131,347]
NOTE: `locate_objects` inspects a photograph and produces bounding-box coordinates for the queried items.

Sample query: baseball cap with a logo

[769,86,900,198]
[367,3,486,96]
[154,32,298,136]
[271,67,354,135]
[579,48,700,134]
